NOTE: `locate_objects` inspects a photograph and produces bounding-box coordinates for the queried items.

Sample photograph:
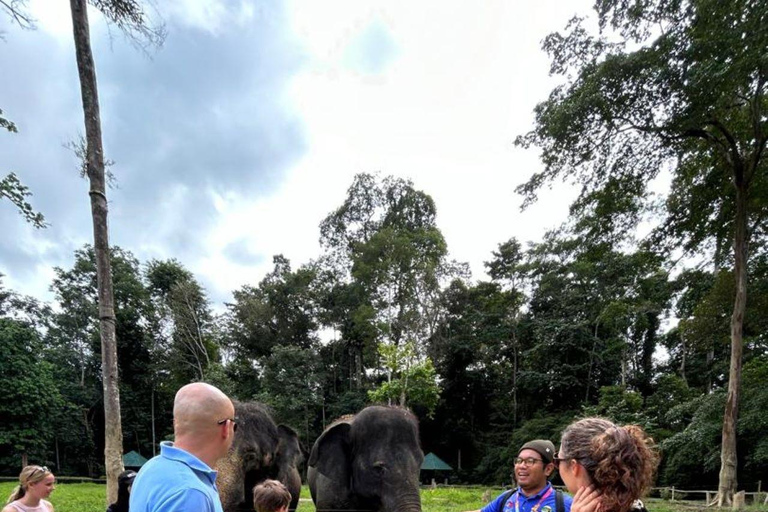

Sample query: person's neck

[519,481,548,497]
[174,436,219,469]
[20,494,42,507]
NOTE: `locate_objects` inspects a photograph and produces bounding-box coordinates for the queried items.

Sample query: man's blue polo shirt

[482,482,572,512]
[129,441,224,512]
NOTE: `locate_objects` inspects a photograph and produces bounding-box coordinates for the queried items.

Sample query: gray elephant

[216,402,304,512]
[308,405,424,512]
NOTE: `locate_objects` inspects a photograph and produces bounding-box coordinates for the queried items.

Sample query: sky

[0,0,596,307]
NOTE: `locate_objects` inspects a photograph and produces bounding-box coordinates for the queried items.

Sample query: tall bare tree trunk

[717,178,748,507]
[69,0,124,503]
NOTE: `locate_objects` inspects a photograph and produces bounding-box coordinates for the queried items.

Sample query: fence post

[671,487,675,501]
[759,481,762,494]
[706,491,712,504]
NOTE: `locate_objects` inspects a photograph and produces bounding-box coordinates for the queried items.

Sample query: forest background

[3,170,768,489]
[2,0,768,496]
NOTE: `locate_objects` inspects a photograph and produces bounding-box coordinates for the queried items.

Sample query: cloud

[342,18,399,75]
[2,0,601,308]
[0,0,308,299]
[223,238,266,267]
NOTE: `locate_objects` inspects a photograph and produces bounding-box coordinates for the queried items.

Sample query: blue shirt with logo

[481,482,573,512]
[129,441,224,512]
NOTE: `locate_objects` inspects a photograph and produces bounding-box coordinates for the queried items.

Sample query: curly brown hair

[560,418,658,512]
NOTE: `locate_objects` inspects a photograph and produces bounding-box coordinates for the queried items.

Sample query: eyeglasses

[217,417,238,433]
[514,457,543,467]
[553,454,577,468]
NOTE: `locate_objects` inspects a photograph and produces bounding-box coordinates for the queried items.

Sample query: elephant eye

[372,461,387,472]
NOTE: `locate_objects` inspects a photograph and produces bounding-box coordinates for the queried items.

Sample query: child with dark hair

[555,417,659,512]
[252,480,291,512]
[106,470,137,512]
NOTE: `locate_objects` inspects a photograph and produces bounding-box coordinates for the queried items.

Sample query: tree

[0,1,34,28]
[146,259,220,385]
[1,173,46,228]
[319,173,451,391]
[255,345,322,443]
[1,109,45,228]
[67,0,163,501]
[49,246,163,473]
[0,318,61,469]
[516,0,767,502]
[368,340,440,415]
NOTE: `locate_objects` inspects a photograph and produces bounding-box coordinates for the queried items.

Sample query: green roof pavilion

[421,452,453,471]
[123,450,148,468]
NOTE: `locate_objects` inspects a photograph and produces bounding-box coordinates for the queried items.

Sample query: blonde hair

[560,418,658,512]
[6,465,53,503]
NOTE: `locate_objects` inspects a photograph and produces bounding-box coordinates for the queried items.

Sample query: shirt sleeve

[159,488,215,512]
[481,492,510,512]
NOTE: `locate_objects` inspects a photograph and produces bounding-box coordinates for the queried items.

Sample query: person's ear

[544,462,555,477]
[219,420,231,439]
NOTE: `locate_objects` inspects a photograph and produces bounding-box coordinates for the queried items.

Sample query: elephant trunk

[381,489,421,512]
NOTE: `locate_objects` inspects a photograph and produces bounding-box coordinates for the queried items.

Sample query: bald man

[130,383,237,512]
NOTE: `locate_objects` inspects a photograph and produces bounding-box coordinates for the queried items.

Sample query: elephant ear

[277,425,302,464]
[308,421,351,476]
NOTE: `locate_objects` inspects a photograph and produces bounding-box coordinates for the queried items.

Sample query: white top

[7,500,53,512]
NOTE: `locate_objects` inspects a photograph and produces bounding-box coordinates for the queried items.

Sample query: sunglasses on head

[217,417,238,432]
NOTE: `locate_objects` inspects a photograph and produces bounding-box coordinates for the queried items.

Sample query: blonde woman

[3,465,56,512]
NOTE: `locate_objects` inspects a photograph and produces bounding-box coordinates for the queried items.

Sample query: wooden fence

[650,486,768,506]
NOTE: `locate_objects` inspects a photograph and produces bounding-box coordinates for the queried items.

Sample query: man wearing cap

[106,470,137,512]
[466,439,573,512]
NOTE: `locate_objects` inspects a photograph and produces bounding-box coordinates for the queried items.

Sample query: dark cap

[519,439,556,464]
[118,470,137,485]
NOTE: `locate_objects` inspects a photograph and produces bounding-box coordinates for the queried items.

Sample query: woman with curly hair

[3,465,56,512]
[555,418,658,512]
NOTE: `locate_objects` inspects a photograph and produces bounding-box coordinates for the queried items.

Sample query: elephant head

[216,401,302,512]
[308,405,424,512]
[276,425,304,511]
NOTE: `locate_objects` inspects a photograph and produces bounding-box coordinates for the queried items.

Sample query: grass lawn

[2,482,767,512]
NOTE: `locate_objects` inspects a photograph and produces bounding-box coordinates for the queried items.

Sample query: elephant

[308,405,424,512]
[216,401,304,512]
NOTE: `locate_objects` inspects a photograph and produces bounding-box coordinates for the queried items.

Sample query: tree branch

[0,0,35,28]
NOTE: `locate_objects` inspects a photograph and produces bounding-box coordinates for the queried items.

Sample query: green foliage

[582,385,648,427]
[1,172,46,228]
[146,258,220,385]
[0,108,18,132]
[368,341,440,416]
[255,345,322,438]
[474,412,577,485]
[1,109,45,228]
[0,318,62,465]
